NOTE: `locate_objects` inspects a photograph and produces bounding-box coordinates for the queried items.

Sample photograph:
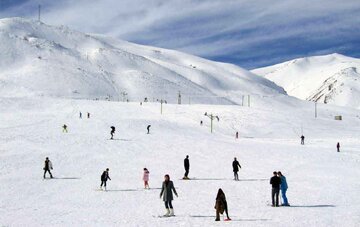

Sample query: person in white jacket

[43,157,53,179]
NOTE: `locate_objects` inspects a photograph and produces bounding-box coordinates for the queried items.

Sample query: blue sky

[1,0,359,69]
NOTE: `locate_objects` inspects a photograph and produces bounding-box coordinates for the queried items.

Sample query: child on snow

[143,168,150,189]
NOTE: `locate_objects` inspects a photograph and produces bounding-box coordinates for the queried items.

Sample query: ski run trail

[0,97,360,227]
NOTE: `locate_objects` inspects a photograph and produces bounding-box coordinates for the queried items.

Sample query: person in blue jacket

[278,171,290,206]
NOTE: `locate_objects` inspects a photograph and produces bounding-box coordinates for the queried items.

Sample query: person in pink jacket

[143,168,150,189]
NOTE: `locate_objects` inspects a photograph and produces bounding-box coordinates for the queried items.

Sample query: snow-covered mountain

[0,17,285,104]
[252,54,360,108]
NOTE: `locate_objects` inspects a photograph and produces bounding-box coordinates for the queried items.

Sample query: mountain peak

[0,17,285,103]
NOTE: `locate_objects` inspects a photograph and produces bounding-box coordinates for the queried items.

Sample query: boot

[169,208,175,216]
[164,208,170,216]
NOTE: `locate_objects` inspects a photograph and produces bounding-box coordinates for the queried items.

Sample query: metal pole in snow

[161,100,162,114]
[315,102,317,118]
[210,114,213,133]
[38,5,41,22]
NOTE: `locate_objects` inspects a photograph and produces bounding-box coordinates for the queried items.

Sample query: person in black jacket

[110,126,115,140]
[147,125,151,134]
[270,171,282,207]
[100,168,111,190]
[337,142,340,152]
[183,155,190,179]
[214,188,231,221]
[232,157,241,181]
[301,135,305,145]
[43,157,53,179]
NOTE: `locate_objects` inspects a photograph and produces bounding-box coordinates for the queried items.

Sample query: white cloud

[1,0,359,68]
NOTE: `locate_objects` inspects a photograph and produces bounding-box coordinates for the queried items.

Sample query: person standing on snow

[100,168,111,190]
[79,112,82,119]
[143,168,150,189]
[62,124,68,133]
[235,132,239,139]
[43,157,53,179]
[301,135,305,145]
[87,112,90,118]
[337,142,340,152]
[270,171,281,207]
[160,174,178,216]
[214,188,231,221]
[110,126,115,140]
[278,171,289,206]
[232,157,241,180]
[183,155,190,179]
[147,125,151,134]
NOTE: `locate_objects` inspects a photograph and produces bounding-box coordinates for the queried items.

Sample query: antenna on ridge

[38,5,41,22]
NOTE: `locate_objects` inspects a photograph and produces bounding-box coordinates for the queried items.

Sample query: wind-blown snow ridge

[0,17,285,104]
[252,53,360,108]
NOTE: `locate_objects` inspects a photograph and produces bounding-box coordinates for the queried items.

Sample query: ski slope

[252,54,360,108]
[0,17,284,104]
[0,97,359,226]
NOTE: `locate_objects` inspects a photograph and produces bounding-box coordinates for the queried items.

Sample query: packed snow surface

[252,54,360,108]
[0,17,284,104]
[0,97,359,226]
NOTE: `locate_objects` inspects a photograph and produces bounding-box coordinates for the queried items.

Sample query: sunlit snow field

[1,97,359,226]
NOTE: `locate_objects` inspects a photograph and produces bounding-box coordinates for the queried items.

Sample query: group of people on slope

[301,135,341,152]
[270,171,289,207]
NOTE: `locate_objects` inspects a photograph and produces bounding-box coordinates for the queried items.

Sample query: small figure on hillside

[110,126,115,139]
[62,124,68,133]
[270,171,282,207]
[160,174,178,216]
[43,157,53,179]
[337,142,340,152]
[140,102,142,106]
[232,157,241,181]
[87,112,90,118]
[235,132,239,139]
[147,125,151,134]
[143,168,150,189]
[214,188,231,221]
[79,112,82,119]
[278,171,289,206]
[100,168,111,190]
[200,120,203,126]
[301,135,305,145]
[183,155,190,179]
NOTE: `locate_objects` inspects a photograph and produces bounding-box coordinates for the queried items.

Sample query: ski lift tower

[204,112,220,133]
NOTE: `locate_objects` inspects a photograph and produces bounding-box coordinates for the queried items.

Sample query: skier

[43,157,53,179]
[110,126,115,139]
[232,157,241,181]
[147,125,151,134]
[87,112,90,118]
[337,142,340,152]
[214,188,231,221]
[160,174,178,216]
[301,135,305,145]
[200,120,203,126]
[278,171,289,206]
[100,168,111,190]
[235,132,239,139]
[183,155,190,179]
[270,171,281,207]
[143,168,150,189]
[79,112,82,118]
[62,124,68,133]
